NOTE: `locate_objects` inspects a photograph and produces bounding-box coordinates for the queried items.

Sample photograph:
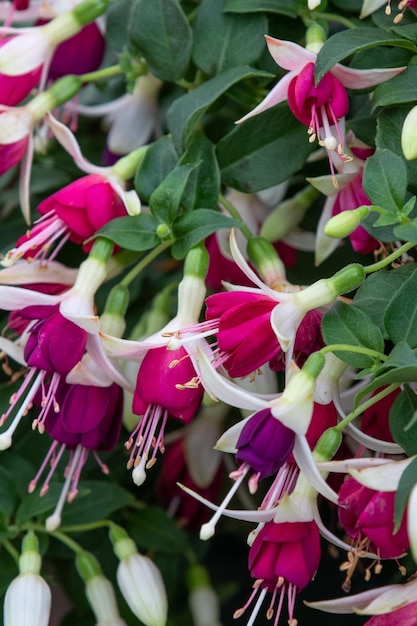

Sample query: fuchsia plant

[1,1,417,626]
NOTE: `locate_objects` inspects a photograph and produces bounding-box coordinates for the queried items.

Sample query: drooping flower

[237,36,405,175]
[0,37,42,105]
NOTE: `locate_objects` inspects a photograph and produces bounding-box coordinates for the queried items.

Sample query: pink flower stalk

[29,380,124,530]
[235,519,321,626]
[3,174,127,265]
[0,37,42,105]
[237,36,405,175]
[338,476,409,559]
[126,345,204,486]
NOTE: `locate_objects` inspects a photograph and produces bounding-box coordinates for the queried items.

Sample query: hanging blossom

[237,36,405,179]
[360,0,417,22]
[78,74,163,164]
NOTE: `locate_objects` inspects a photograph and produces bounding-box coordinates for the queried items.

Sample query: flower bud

[100,284,129,337]
[4,533,51,626]
[402,105,417,160]
[187,566,222,626]
[176,245,209,326]
[324,205,371,238]
[247,237,286,287]
[109,526,168,626]
[76,552,127,626]
[260,186,317,242]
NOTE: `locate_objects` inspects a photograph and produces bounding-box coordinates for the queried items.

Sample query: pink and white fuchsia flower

[237,37,405,176]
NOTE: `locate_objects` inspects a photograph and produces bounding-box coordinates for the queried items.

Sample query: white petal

[0,29,50,75]
[348,456,416,491]
[305,585,396,614]
[0,260,76,285]
[265,36,316,71]
[316,457,394,473]
[214,416,251,453]
[292,436,340,504]
[359,0,386,17]
[408,484,417,564]
[344,421,404,455]
[0,285,58,310]
[332,64,406,89]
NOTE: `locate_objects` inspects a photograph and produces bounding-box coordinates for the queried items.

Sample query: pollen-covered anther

[175,376,200,390]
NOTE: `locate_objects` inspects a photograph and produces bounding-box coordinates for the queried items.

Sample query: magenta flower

[338,476,409,559]
[5,174,127,264]
[0,106,32,175]
[238,36,405,170]
[234,519,321,624]
[127,345,204,486]
[0,37,42,105]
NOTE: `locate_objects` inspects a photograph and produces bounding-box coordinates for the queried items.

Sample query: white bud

[4,573,51,626]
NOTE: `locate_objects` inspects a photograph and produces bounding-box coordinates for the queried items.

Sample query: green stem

[3,540,19,566]
[364,242,415,274]
[218,194,252,240]
[30,524,84,555]
[120,241,172,288]
[80,64,122,84]
[336,383,400,432]
[58,520,113,533]
[321,344,388,362]
[316,12,358,29]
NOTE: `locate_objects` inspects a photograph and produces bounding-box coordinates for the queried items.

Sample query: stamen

[45,444,84,531]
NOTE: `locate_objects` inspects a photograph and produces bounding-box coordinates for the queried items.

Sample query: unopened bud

[247,237,286,287]
[100,284,129,337]
[260,186,317,241]
[324,206,371,238]
[402,105,417,160]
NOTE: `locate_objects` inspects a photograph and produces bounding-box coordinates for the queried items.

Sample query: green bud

[89,237,114,262]
[260,186,318,242]
[402,105,417,161]
[112,146,149,181]
[324,206,371,238]
[301,351,325,380]
[247,237,286,287]
[183,244,209,280]
[332,263,365,294]
[156,223,172,241]
[19,532,41,576]
[109,525,137,561]
[73,0,109,24]
[76,552,102,583]
[313,426,342,462]
[100,284,129,336]
[305,23,326,53]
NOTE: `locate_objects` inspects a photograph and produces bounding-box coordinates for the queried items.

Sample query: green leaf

[15,483,63,526]
[353,263,416,337]
[192,0,267,75]
[179,132,220,211]
[106,0,135,52]
[172,209,241,259]
[384,267,417,347]
[135,136,178,203]
[166,66,272,151]
[61,481,134,526]
[128,506,189,554]
[315,28,416,83]
[128,0,192,81]
[372,65,417,108]
[363,148,407,215]
[0,467,18,519]
[217,103,314,193]
[97,214,159,251]
[224,0,299,16]
[394,218,417,243]
[394,456,417,532]
[390,386,417,455]
[150,164,199,224]
[321,301,385,368]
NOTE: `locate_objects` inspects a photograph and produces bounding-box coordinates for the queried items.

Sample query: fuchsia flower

[238,36,405,173]
[338,476,409,559]
[238,519,321,625]
[0,37,42,105]
[31,380,123,530]
[127,345,204,486]
[4,174,127,265]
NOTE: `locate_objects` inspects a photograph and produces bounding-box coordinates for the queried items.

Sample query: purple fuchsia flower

[237,36,405,177]
[126,344,205,486]
[30,379,124,530]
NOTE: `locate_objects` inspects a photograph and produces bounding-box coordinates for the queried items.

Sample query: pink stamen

[39,443,66,496]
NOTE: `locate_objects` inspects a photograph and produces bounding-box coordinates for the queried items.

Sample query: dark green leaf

[150,164,199,224]
[15,483,63,526]
[106,0,135,52]
[384,267,417,347]
[128,0,192,81]
[172,209,241,259]
[0,467,18,519]
[192,0,267,75]
[315,28,416,83]
[179,133,220,211]
[363,149,407,215]
[394,219,417,243]
[372,65,417,108]
[97,214,159,251]
[224,0,299,16]
[390,386,417,455]
[394,456,417,531]
[128,506,189,554]
[135,136,178,203]
[353,263,416,336]
[61,481,134,526]
[321,301,384,368]
[217,103,314,193]
[166,66,272,151]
